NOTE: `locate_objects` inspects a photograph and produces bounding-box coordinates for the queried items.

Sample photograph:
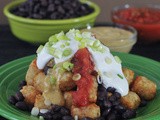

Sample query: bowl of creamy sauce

[81,25,137,53]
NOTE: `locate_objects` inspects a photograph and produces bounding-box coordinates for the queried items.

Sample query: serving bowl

[4,0,100,44]
[111,4,160,43]
[81,24,137,53]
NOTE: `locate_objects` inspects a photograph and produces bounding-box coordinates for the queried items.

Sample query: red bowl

[111,4,160,43]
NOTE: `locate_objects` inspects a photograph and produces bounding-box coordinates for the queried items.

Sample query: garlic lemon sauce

[81,27,136,53]
[36,29,129,96]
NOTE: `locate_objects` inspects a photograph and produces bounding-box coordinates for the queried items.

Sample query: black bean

[32,14,42,19]
[11,0,94,20]
[109,95,116,102]
[40,0,48,7]
[43,113,53,120]
[54,0,61,5]
[28,104,34,112]
[52,105,61,112]
[98,85,106,92]
[58,6,65,14]
[114,92,121,99]
[15,101,28,111]
[15,92,24,101]
[19,80,26,89]
[102,108,111,117]
[98,91,107,101]
[33,4,40,13]
[60,107,70,116]
[47,4,55,12]
[122,109,136,119]
[103,100,112,108]
[62,116,74,120]
[52,113,62,120]
[112,100,120,106]
[114,105,126,113]
[96,100,104,108]
[140,99,147,107]
[8,95,17,105]
[81,117,93,120]
[50,13,58,19]
[107,87,116,93]
[106,112,117,120]
[95,117,105,120]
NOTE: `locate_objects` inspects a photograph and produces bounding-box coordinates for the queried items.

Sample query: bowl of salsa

[111,4,160,43]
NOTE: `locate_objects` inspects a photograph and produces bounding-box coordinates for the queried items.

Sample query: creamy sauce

[81,27,136,53]
[36,29,129,96]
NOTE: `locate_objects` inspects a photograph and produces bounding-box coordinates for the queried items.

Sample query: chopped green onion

[114,56,122,64]
[50,76,57,85]
[82,32,91,38]
[57,31,69,41]
[105,57,112,64]
[65,42,70,46]
[63,48,72,57]
[60,44,65,48]
[75,32,82,41]
[62,62,74,71]
[36,45,43,54]
[53,49,62,58]
[117,74,123,79]
[49,35,58,43]
[72,73,81,81]
[79,41,86,48]
[47,47,55,56]
[58,67,65,74]
[93,40,101,47]
[53,65,57,69]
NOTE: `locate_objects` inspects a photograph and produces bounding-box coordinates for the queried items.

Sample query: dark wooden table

[0,25,160,119]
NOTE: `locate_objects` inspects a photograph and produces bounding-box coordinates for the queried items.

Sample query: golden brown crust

[71,103,100,119]
[121,91,140,110]
[59,72,76,92]
[43,89,65,106]
[64,92,73,109]
[26,59,41,86]
[34,94,50,109]
[88,76,98,103]
[122,68,135,86]
[33,72,46,93]
[131,76,157,100]
[20,85,40,105]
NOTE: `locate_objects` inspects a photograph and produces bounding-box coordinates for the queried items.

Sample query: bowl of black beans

[4,0,100,44]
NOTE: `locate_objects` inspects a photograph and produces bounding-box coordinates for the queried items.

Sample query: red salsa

[112,7,160,42]
[71,48,94,107]
[114,7,160,24]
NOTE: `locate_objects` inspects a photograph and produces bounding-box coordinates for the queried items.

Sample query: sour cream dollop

[36,29,129,96]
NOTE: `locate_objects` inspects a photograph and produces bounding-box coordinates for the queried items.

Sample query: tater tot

[88,76,98,103]
[121,91,141,110]
[122,68,135,86]
[131,76,157,100]
[71,103,100,119]
[64,92,73,109]
[34,94,50,109]
[20,85,40,105]
[33,72,46,93]
[59,72,76,91]
[43,89,65,106]
[26,59,41,85]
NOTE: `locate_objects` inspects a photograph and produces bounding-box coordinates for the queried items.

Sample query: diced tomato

[71,48,94,107]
